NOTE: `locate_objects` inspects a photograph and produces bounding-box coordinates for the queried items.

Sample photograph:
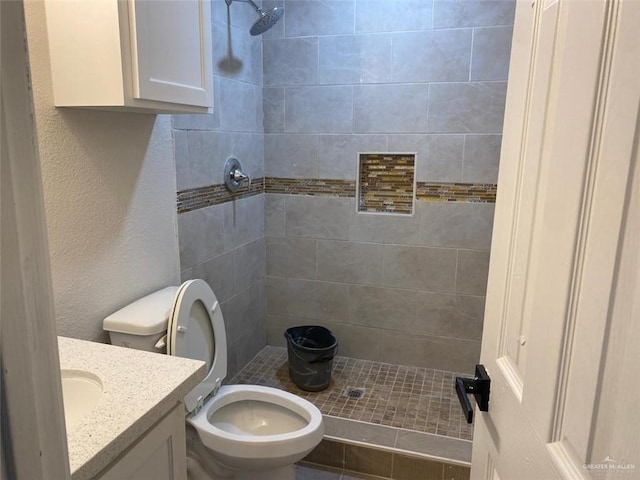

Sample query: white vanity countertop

[58,336,205,480]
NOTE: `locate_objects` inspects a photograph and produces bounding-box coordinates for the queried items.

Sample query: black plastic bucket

[285,326,338,392]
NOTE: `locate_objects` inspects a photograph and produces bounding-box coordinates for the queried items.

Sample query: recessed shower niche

[357,153,416,215]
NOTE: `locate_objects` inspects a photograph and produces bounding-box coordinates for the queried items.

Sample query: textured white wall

[24,2,180,341]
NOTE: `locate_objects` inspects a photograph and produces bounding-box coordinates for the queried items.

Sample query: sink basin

[61,370,103,429]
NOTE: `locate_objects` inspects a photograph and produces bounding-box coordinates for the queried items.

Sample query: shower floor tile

[230,346,473,441]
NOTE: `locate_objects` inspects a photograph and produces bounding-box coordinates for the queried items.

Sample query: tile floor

[296,465,367,480]
[231,346,473,441]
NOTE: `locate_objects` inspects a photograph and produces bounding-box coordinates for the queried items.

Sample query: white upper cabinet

[45,0,213,114]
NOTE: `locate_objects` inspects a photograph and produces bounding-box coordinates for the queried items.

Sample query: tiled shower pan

[231,346,473,480]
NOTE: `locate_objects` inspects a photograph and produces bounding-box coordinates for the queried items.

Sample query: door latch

[455,364,491,423]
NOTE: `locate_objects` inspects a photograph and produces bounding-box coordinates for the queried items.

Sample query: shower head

[250,6,284,36]
[224,0,284,36]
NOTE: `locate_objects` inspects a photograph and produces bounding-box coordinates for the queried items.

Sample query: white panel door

[470,0,640,478]
[129,0,212,107]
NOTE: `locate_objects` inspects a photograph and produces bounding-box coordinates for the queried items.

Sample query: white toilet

[103,279,324,480]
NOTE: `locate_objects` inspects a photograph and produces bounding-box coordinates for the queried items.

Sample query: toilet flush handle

[154,334,167,350]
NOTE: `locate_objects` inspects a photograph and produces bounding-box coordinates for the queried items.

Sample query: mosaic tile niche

[358,153,416,215]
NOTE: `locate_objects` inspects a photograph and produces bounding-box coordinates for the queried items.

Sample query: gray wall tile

[285,195,354,239]
[354,84,429,133]
[433,0,516,28]
[181,268,193,283]
[427,82,507,134]
[285,0,356,37]
[178,206,225,268]
[387,134,464,183]
[263,87,285,133]
[416,291,485,340]
[267,277,350,322]
[266,314,307,347]
[418,202,495,250]
[219,78,259,132]
[471,26,513,81]
[191,250,236,303]
[174,130,190,189]
[285,86,354,134]
[318,34,392,85]
[213,0,261,32]
[265,134,319,177]
[463,134,502,183]
[456,249,490,295]
[266,236,317,279]
[179,131,263,190]
[392,29,472,83]
[213,21,263,85]
[349,211,421,245]
[225,340,240,382]
[316,240,383,285]
[318,135,386,180]
[222,282,263,344]
[383,245,457,292]
[265,194,286,236]
[348,285,417,329]
[264,37,319,86]
[322,322,381,360]
[223,194,265,250]
[235,237,266,290]
[178,131,218,190]
[254,86,264,133]
[266,315,382,361]
[355,0,433,33]
[233,323,267,373]
[379,331,481,371]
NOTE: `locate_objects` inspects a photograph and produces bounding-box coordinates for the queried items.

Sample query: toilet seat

[168,279,227,413]
[187,384,323,465]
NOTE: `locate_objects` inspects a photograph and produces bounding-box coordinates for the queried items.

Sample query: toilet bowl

[103,279,324,480]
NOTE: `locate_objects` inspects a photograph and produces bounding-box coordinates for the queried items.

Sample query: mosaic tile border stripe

[177,178,497,213]
[177,177,264,213]
[265,177,356,197]
[416,182,497,203]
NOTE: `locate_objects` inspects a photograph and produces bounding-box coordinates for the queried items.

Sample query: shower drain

[343,387,365,399]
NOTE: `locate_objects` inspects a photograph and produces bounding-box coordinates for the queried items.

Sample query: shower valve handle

[224,157,251,193]
[231,169,248,182]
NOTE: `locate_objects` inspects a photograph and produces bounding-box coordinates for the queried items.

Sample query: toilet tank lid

[103,286,180,336]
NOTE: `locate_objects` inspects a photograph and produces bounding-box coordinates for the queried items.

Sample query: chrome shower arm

[225,0,263,15]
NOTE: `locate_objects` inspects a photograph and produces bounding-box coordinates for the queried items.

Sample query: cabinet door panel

[129,0,212,107]
[97,405,187,480]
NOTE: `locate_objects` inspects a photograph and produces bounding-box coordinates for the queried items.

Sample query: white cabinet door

[44,0,213,112]
[470,0,640,478]
[129,0,212,107]
[97,405,187,480]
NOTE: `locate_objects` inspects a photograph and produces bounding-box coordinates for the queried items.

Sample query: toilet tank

[103,286,179,353]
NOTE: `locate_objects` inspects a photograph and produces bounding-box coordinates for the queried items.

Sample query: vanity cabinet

[96,404,186,480]
[45,0,213,113]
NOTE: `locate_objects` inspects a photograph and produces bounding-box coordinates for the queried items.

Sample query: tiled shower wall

[263,0,515,372]
[173,3,266,379]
